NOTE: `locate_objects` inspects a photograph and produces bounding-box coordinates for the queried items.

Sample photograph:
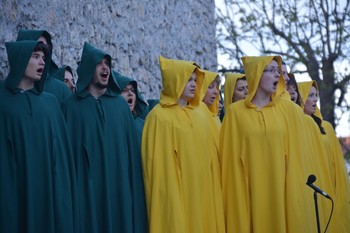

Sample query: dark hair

[287,73,301,106]
[33,42,50,57]
[311,114,326,134]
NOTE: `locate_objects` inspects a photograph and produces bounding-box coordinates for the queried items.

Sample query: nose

[190,80,196,87]
[39,57,45,65]
[244,87,248,94]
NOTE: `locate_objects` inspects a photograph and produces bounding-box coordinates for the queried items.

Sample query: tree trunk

[320,59,336,127]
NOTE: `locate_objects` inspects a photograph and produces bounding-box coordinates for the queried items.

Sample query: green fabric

[62,42,147,233]
[115,72,148,147]
[16,29,58,76]
[5,40,48,93]
[0,40,76,233]
[76,42,120,96]
[45,75,72,104]
[147,98,159,112]
[52,66,73,82]
[16,29,71,104]
[114,71,149,119]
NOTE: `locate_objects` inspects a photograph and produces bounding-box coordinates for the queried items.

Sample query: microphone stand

[313,191,321,233]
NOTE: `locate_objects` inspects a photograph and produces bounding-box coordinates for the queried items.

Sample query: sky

[215,0,350,137]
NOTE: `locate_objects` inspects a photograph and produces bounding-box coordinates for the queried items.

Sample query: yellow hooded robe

[220,56,316,233]
[223,72,245,110]
[200,69,221,130]
[298,81,350,232]
[142,56,225,233]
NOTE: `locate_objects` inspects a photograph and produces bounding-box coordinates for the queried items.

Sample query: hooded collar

[297,80,323,119]
[114,71,148,118]
[200,69,220,115]
[5,40,49,94]
[76,42,120,97]
[223,72,245,110]
[159,56,204,108]
[16,29,58,76]
[241,56,285,108]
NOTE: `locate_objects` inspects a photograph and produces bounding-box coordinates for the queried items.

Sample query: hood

[200,69,220,115]
[241,56,285,108]
[147,99,159,111]
[52,65,72,82]
[16,29,53,46]
[223,72,245,110]
[16,29,58,76]
[114,71,148,118]
[297,80,323,119]
[76,42,120,97]
[159,55,204,108]
[5,40,49,93]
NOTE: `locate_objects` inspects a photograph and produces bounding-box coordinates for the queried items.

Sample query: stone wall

[0,0,217,99]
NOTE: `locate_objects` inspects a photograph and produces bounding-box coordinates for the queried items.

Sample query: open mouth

[273,81,278,87]
[127,98,134,104]
[100,72,109,79]
[37,68,44,75]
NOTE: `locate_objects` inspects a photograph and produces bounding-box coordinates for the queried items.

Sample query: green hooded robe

[16,29,71,104]
[0,40,76,233]
[115,72,149,144]
[61,42,147,233]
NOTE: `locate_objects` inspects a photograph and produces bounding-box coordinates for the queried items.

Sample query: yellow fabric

[199,70,221,157]
[142,56,225,233]
[298,81,350,232]
[322,121,350,232]
[298,81,317,108]
[302,114,334,228]
[223,72,245,110]
[242,56,286,107]
[200,69,220,117]
[220,55,316,233]
[159,56,203,107]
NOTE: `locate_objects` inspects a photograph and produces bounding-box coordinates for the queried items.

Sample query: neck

[177,98,188,107]
[18,77,35,91]
[88,84,107,98]
[251,89,271,108]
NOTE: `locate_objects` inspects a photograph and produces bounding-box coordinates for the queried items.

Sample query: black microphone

[306,174,331,199]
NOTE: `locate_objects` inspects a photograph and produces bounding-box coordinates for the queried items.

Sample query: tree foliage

[216,0,350,128]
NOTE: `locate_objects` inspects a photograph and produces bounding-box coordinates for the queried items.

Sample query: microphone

[306,174,331,199]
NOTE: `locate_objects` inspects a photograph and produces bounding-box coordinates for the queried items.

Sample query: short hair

[33,42,50,57]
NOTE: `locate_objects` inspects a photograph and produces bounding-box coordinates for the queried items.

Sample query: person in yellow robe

[220,55,316,233]
[286,73,302,105]
[286,79,334,230]
[298,81,350,232]
[142,56,225,233]
[223,72,248,111]
[201,70,221,129]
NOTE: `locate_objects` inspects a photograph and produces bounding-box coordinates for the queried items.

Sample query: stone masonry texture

[0,0,217,99]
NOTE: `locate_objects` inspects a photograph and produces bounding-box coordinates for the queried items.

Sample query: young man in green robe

[0,40,76,233]
[16,29,72,104]
[61,42,147,233]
